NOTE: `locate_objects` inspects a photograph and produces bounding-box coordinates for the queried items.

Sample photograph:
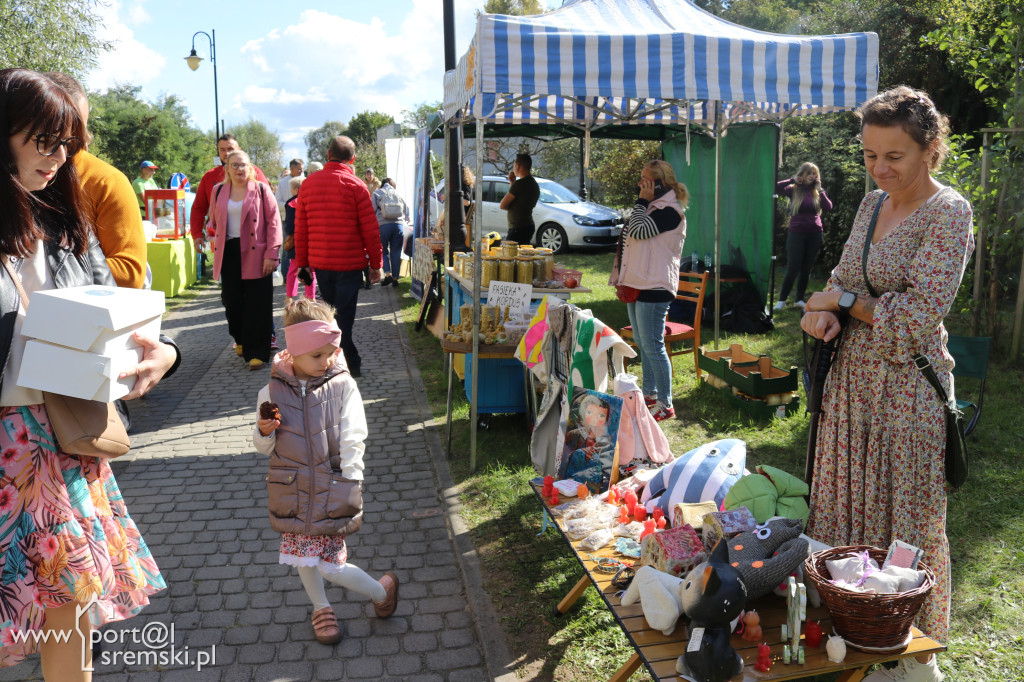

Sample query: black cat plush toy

[676,540,747,682]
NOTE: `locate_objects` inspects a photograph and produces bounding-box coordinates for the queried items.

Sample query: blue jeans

[379,223,404,278]
[316,269,364,373]
[627,299,673,407]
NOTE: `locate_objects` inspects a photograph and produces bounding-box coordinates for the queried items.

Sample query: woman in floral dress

[802,87,972,682]
[0,69,166,680]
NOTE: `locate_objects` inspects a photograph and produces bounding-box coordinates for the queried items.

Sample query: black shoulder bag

[861,193,968,490]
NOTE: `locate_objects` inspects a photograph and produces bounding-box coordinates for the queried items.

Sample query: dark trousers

[316,269,363,373]
[221,238,273,362]
[506,223,536,246]
[779,230,823,303]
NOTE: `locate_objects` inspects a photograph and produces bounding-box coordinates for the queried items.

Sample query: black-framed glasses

[229,163,249,170]
[18,130,83,157]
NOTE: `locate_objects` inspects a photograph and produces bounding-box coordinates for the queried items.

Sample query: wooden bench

[533,483,944,682]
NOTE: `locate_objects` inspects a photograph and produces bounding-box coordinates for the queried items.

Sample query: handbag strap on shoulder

[0,257,29,309]
[861,192,887,299]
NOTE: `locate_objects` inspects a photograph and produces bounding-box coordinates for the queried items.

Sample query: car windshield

[538,181,580,204]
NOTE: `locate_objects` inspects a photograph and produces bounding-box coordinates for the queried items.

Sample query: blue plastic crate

[463,355,526,414]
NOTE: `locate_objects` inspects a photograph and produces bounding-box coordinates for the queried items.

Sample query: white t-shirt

[226,198,243,239]
[1,243,54,407]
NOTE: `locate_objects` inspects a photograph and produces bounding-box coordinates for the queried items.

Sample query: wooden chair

[619,270,710,379]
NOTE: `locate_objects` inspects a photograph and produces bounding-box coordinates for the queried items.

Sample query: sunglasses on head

[19,130,83,157]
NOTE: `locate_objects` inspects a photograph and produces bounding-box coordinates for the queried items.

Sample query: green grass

[399,251,1024,681]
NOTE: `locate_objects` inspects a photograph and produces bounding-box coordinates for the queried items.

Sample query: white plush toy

[619,565,685,635]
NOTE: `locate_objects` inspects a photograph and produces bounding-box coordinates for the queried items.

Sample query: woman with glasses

[207,150,282,370]
[0,68,167,680]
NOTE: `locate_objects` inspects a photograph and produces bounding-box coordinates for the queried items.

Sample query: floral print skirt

[279,533,348,574]
[0,404,166,667]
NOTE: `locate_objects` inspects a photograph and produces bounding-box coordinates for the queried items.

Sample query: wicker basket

[804,545,935,652]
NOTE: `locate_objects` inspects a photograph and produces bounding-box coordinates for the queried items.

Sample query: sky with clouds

[84,1,557,163]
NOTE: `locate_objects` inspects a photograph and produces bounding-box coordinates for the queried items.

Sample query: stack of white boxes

[17,286,165,401]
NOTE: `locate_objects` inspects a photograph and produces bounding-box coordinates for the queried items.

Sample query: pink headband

[284,320,341,356]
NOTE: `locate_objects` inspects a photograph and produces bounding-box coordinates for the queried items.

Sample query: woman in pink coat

[208,150,282,369]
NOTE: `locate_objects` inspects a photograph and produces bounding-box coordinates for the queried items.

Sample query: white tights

[296,563,386,611]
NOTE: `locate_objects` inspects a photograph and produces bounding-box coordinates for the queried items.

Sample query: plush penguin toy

[676,540,747,682]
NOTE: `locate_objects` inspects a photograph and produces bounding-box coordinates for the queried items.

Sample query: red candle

[805,621,823,648]
[652,507,664,521]
[624,490,638,514]
[656,516,667,529]
[640,519,656,540]
[754,643,772,672]
[633,505,647,523]
[618,505,630,525]
[549,491,559,506]
[607,488,618,505]
[542,476,554,497]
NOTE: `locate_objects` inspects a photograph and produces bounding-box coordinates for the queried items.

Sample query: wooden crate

[698,343,798,396]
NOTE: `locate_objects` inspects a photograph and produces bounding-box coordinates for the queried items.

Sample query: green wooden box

[699,344,798,396]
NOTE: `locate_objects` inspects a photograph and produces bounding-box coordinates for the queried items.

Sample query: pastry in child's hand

[259,401,280,421]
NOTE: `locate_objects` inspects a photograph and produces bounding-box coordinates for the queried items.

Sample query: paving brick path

[1,281,512,681]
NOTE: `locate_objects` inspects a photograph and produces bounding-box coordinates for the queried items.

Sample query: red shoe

[311,607,341,645]
[650,402,675,422]
[643,395,658,408]
[372,571,399,618]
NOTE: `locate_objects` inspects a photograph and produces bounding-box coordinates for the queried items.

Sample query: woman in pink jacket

[208,150,282,369]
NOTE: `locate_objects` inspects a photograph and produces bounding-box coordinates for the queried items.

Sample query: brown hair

[284,298,337,326]
[0,68,91,258]
[857,86,950,171]
[643,160,689,209]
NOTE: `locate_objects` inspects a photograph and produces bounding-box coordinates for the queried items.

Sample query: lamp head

[185,49,202,71]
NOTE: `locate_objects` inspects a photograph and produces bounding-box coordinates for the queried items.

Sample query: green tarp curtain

[664,123,778,302]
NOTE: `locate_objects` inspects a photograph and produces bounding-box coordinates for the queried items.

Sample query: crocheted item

[702,507,758,551]
[640,524,707,577]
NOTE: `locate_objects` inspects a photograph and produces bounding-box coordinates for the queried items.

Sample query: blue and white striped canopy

[443,0,878,129]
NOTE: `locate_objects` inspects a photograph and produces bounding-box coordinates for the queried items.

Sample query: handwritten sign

[487,280,531,317]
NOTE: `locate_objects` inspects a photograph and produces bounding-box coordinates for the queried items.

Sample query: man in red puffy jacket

[295,136,383,377]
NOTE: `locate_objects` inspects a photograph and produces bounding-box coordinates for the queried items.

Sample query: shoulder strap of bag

[861,192,887,299]
[0,258,29,310]
[914,353,950,405]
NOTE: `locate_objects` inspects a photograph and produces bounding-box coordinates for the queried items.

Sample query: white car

[431,175,624,253]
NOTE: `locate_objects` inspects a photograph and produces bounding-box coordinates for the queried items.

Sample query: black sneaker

[381,275,394,287]
[391,278,400,288]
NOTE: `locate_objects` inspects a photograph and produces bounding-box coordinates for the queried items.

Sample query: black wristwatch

[838,290,857,315]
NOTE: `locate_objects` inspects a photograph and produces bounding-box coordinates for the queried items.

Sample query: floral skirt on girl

[279,533,348,574]
[0,405,166,667]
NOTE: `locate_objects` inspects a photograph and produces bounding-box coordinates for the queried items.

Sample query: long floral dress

[0,404,166,667]
[807,187,973,643]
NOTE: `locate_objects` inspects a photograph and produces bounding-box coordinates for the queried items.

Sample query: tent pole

[469,119,486,473]
[713,101,722,349]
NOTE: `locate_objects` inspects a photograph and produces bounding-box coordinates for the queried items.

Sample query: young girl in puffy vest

[253,299,398,645]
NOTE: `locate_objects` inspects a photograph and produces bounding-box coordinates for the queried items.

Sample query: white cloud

[125,0,150,26]
[85,0,165,91]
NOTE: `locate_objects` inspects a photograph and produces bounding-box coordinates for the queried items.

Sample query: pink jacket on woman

[609,193,686,294]
[208,180,282,280]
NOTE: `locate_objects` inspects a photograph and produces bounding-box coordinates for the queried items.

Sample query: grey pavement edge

[0,277,515,681]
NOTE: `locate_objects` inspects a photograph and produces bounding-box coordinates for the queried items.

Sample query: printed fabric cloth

[279,533,349,573]
[808,187,974,643]
[0,404,165,668]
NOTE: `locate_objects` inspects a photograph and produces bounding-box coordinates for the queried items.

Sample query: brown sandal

[372,571,399,618]
[311,606,341,645]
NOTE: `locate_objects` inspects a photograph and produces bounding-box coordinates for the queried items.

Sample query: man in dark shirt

[499,153,540,245]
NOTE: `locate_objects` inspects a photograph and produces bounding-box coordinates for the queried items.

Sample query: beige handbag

[1,258,130,459]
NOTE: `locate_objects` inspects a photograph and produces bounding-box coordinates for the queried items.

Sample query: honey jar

[498,257,516,282]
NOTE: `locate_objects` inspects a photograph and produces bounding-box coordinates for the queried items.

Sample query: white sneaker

[795,300,806,309]
[862,656,943,682]
[773,300,786,311]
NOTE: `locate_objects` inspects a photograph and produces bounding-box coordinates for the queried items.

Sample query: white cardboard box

[21,285,165,354]
[18,341,144,401]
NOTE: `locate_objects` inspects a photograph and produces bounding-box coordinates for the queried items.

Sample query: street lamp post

[185,30,220,139]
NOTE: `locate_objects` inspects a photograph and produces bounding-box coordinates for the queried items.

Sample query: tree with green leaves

[227,119,284,180]
[346,111,395,146]
[87,85,210,187]
[482,0,544,15]
[0,0,112,76]
[401,101,442,130]
[305,120,347,164]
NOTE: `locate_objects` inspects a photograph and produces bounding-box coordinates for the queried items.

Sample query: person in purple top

[774,162,833,310]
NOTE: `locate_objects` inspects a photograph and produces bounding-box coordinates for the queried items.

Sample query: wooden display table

[147,236,196,297]
[531,482,944,682]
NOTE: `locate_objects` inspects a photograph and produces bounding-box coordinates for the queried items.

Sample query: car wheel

[537,223,568,254]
